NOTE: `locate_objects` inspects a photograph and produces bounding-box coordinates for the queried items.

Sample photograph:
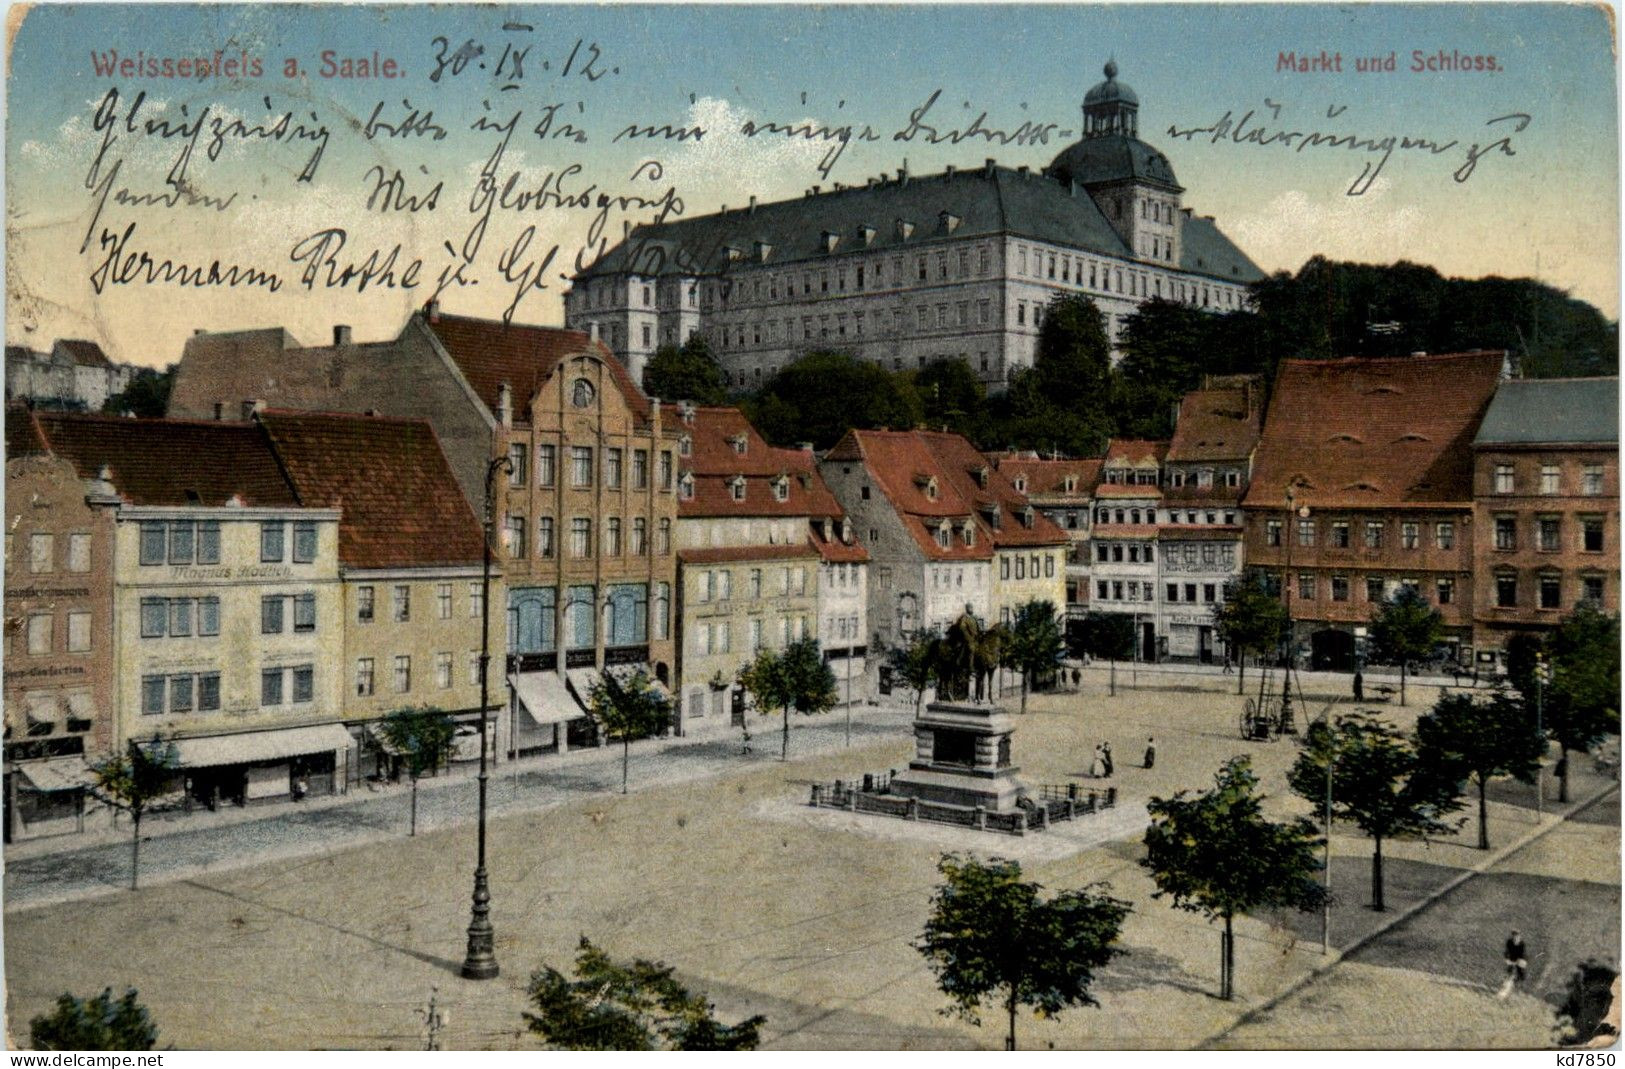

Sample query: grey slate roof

[1046,133,1181,191]
[579,163,1261,285]
[1473,377,1619,445]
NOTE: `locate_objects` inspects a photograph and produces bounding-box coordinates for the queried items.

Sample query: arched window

[565,586,595,649]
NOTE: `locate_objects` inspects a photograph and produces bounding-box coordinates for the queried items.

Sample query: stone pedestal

[888,700,1028,812]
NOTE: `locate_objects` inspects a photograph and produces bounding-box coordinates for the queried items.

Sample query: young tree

[587,670,673,794]
[1288,714,1462,910]
[641,335,729,405]
[886,626,942,717]
[1212,576,1287,696]
[1002,600,1066,714]
[88,736,179,890]
[525,936,764,1050]
[379,708,457,837]
[1142,756,1325,999]
[30,988,157,1050]
[1369,587,1443,706]
[1542,604,1622,803]
[1414,691,1544,849]
[916,854,1129,1050]
[739,638,837,761]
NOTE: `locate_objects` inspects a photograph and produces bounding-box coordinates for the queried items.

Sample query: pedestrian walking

[1498,929,1528,999]
[1143,737,1156,769]
[1101,742,1114,777]
[1353,670,1364,703]
[1222,654,1234,675]
[1090,745,1106,779]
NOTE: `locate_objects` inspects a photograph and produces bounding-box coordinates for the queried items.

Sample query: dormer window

[840,518,852,543]
[896,219,914,241]
[935,521,951,548]
[730,477,747,502]
[679,473,695,500]
[858,225,877,246]
[940,211,961,233]
[1013,475,1027,493]
[729,434,748,455]
[1021,507,1035,528]
[822,231,840,254]
[724,246,743,263]
[755,241,773,262]
[971,465,989,489]
[980,503,1002,530]
[1063,476,1077,493]
[961,521,976,547]
[773,476,789,503]
[915,474,939,500]
[679,435,692,457]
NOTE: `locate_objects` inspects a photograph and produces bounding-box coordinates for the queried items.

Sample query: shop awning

[565,668,601,708]
[17,757,91,792]
[511,672,586,726]
[171,723,354,769]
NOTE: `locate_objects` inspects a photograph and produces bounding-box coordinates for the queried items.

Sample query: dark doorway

[1140,622,1156,664]
[1311,628,1356,672]
[1199,626,1214,664]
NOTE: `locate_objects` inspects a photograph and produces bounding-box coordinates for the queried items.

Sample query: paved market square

[4,669,1616,1050]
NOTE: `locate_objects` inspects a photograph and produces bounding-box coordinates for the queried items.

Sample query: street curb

[1198,777,1621,1049]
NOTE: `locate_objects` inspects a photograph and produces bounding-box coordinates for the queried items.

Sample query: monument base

[886,698,1030,813]
[888,763,1028,812]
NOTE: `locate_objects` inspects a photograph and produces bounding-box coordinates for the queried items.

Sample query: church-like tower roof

[1046,61,1182,191]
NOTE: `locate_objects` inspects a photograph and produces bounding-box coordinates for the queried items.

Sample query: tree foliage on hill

[525,937,764,1050]
[105,365,175,419]
[744,351,923,449]
[641,334,729,406]
[917,854,1130,1051]
[30,988,158,1051]
[909,357,986,438]
[1142,756,1325,1000]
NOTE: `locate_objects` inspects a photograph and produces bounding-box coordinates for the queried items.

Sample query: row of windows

[261,594,317,635]
[1491,515,1607,553]
[1096,542,1157,564]
[1492,462,1607,496]
[23,532,93,574]
[698,566,810,603]
[356,582,482,624]
[20,610,92,655]
[1492,572,1607,610]
[1012,243,1243,310]
[695,614,812,656]
[1165,582,1223,604]
[504,515,673,560]
[141,671,223,715]
[999,553,1057,581]
[1286,574,1456,606]
[508,583,669,655]
[507,444,674,492]
[1266,518,1456,551]
[141,596,222,639]
[826,614,862,642]
[1096,580,1157,603]
[1096,507,1241,526]
[355,652,477,696]
[138,521,222,566]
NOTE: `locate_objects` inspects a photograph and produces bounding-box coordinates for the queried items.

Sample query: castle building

[565,62,1261,390]
[6,340,136,413]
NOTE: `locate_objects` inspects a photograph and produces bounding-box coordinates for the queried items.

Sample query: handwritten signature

[1166,101,1532,195]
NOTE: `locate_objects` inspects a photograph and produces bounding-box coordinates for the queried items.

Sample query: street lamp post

[1281,485,1310,735]
[1534,652,1548,819]
[1316,708,1335,955]
[462,454,511,981]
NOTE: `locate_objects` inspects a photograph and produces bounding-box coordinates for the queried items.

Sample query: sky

[5,3,1619,367]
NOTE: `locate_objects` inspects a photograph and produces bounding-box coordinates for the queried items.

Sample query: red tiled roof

[28,413,301,507]
[1168,387,1262,462]
[678,543,819,565]
[1245,352,1504,510]
[5,405,48,458]
[827,429,1065,560]
[55,339,113,369]
[423,311,651,424]
[1094,483,1162,499]
[676,407,846,519]
[809,523,870,563]
[1104,439,1169,465]
[992,456,1103,498]
[259,410,485,569]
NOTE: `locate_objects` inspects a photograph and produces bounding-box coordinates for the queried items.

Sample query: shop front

[171,723,352,808]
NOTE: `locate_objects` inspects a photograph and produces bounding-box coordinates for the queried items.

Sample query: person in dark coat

[1101,742,1114,777]
[1500,929,1528,998]
[1143,737,1156,769]
[1353,670,1365,702]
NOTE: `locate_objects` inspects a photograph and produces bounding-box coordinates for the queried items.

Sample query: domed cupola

[1082,59,1138,137]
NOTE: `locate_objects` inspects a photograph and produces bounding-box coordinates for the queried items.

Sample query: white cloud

[659,96,843,207]
[1225,178,1426,270]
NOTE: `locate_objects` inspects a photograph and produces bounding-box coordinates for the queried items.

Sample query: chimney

[797,441,815,454]
[241,399,264,420]
[748,195,757,214]
[1017,165,1029,177]
[984,157,995,178]
[333,325,352,347]
[424,299,440,323]
[497,382,513,427]
[589,322,601,342]
[213,402,225,421]
[1069,179,1079,198]
[809,187,819,196]
[944,165,955,182]
[650,398,661,424]
[194,329,206,336]
[622,220,631,239]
